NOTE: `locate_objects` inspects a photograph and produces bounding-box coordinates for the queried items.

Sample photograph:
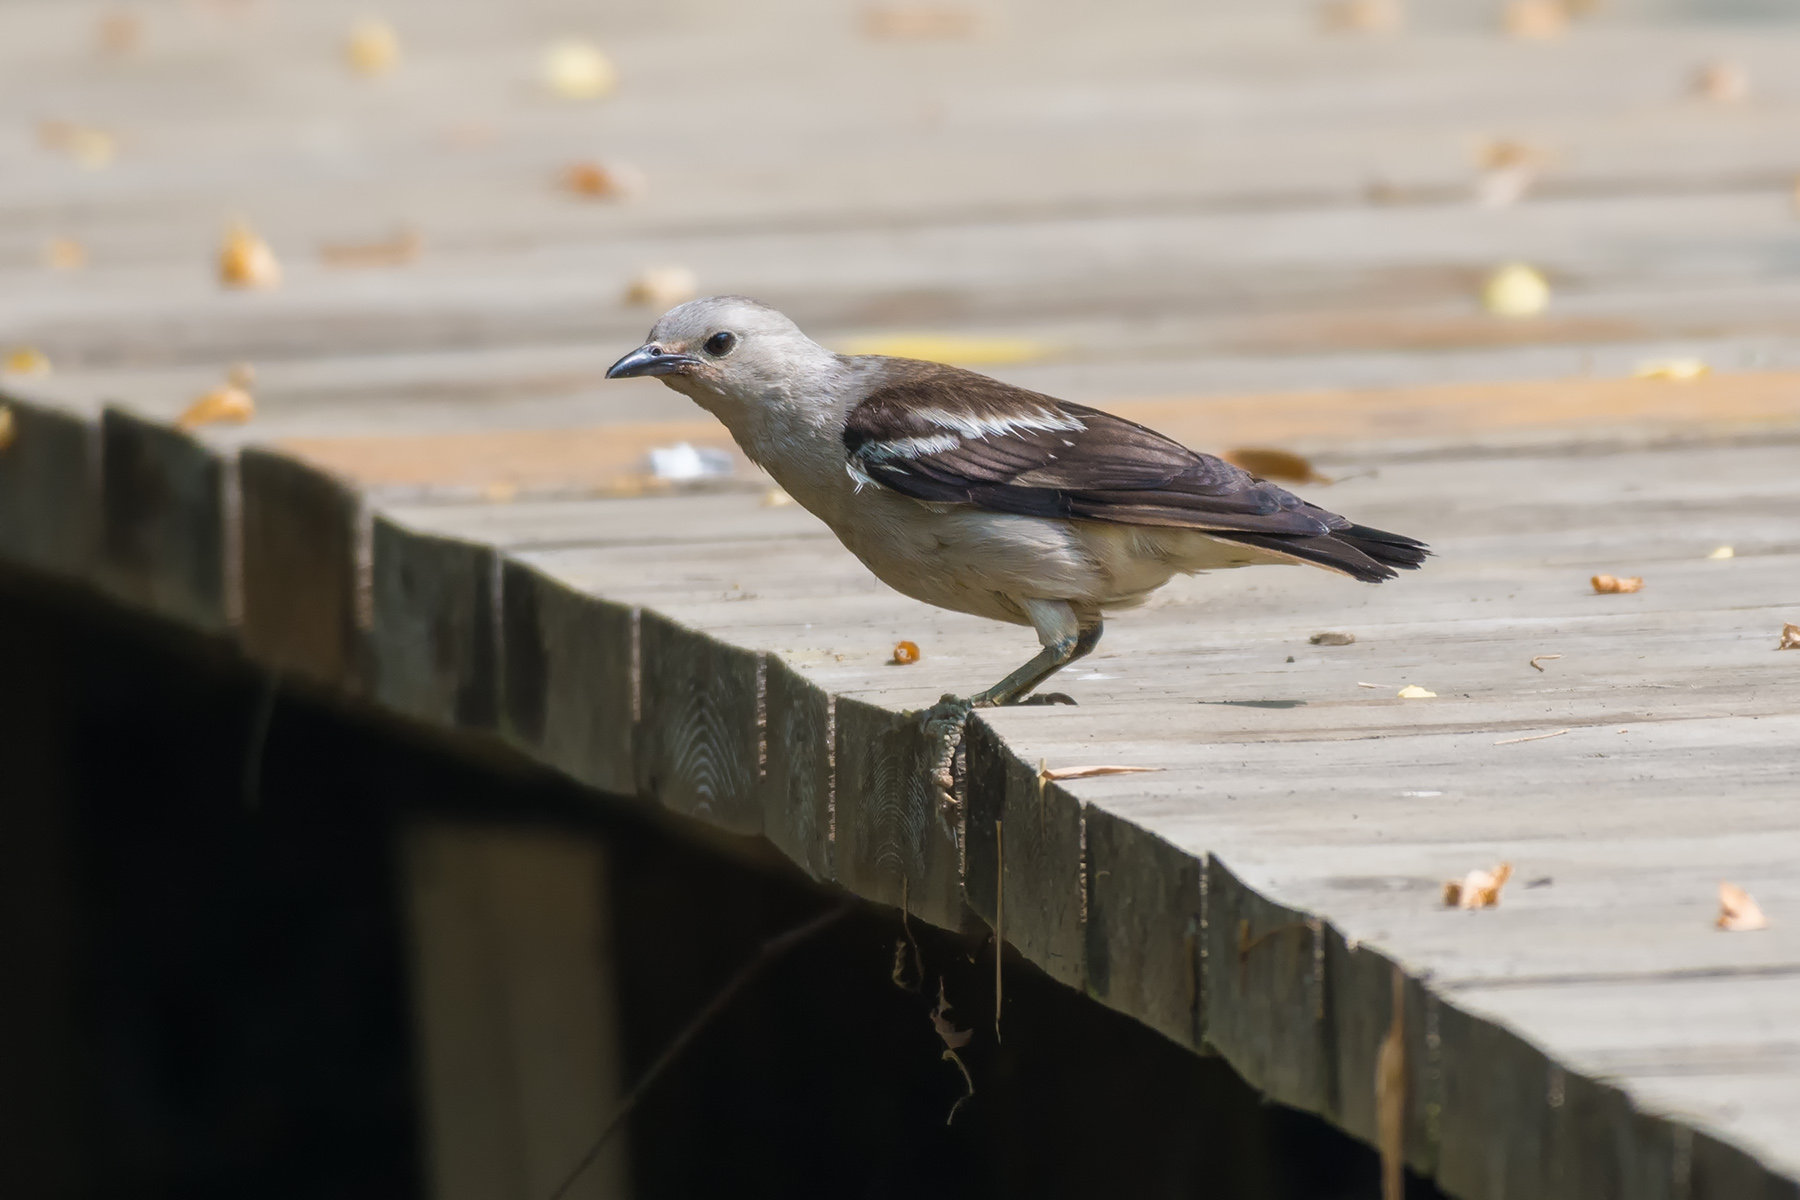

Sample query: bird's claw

[1016,691,1077,706]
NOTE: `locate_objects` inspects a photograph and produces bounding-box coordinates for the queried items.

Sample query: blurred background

[4,2,1799,1198]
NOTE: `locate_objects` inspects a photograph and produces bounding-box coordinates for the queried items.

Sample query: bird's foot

[920,694,974,810]
[1015,692,1077,706]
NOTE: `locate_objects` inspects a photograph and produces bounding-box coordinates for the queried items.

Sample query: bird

[608,296,1428,707]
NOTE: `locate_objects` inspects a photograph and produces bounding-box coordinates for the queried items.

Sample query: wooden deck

[4,0,1799,1195]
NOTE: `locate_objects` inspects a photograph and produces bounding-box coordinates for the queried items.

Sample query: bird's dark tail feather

[1220,523,1430,584]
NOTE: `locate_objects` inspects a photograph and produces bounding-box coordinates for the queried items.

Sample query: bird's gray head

[606,296,839,411]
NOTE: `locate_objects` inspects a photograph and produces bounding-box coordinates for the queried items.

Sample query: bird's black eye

[703,331,738,357]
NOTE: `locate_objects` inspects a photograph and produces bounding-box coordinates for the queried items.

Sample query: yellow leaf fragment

[1040,765,1164,782]
[220,224,282,289]
[346,17,400,76]
[1320,0,1402,33]
[1311,631,1356,646]
[319,227,420,268]
[1694,61,1749,104]
[1482,263,1549,317]
[1397,685,1435,699]
[3,348,51,377]
[1223,447,1332,484]
[835,334,1047,366]
[1443,862,1512,909]
[44,237,87,270]
[1716,882,1768,932]
[543,39,616,99]
[561,160,645,200]
[1707,545,1734,560]
[1503,0,1567,39]
[624,266,697,309]
[1633,357,1709,381]
[39,120,115,169]
[1780,623,1800,651]
[178,365,256,431]
[1590,574,1643,594]
[892,640,921,665]
[1374,964,1406,1200]
[863,5,981,39]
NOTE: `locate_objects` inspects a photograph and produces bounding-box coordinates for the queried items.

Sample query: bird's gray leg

[971,599,1100,708]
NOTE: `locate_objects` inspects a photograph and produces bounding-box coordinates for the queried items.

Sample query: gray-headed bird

[609,296,1427,707]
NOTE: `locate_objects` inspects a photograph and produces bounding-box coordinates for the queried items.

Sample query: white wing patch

[913,406,1086,440]
[856,432,962,461]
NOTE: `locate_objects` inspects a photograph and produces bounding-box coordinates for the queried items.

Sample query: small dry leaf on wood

[1040,764,1164,782]
[1311,631,1356,646]
[345,17,399,76]
[39,120,116,169]
[1590,574,1643,594]
[1503,0,1567,39]
[44,237,87,270]
[1443,862,1512,909]
[1222,447,1332,484]
[1397,685,1436,699]
[1374,964,1406,1200]
[542,39,616,99]
[892,640,921,665]
[220,223,281,289]
[3,348,51,377]
[1707,545,1734,560]
[1779,623,1800,650]
[1319,0,1402,33]
[1693,61,1749,104]
[177,364,256,430]
[931,978,972,1050]
[561,160,645,200]
[863,5,980,39]
[1528,653,1562,671]
[1716,882,1769,932]
[0,407,16,452]
[624,266,697,308]
[319,227,420,268]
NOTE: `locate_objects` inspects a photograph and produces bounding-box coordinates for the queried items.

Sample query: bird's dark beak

[606,344,702,379]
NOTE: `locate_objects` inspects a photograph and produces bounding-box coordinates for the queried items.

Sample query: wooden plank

[759,655,835,882]
[98,406,234,632]
[372,515,498,731]
[239,447,369,689]
[498,560,636,799]
[633,612,762,834]
[0,395,99,583]
[401,821,628,1200]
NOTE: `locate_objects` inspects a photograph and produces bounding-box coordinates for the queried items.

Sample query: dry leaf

[0,407,14,453]
[98,11,142,55]
[44,237,87,270]
[1779,623,1800,651]
[561,160,645,200]
[624,266,697,308]
[178,365,256,430]
[1493,728,1568,745]
[1694,61,1748,104]
[1528,653,1561,671]
[1443,862,1512,909]
[1633,357,1709,381]
[1503,0,1567,39]
[346,17,399,76]
[1040,764,1164,782]
[1397,685,1435,699]
[863,5,980,39]
[1590,574,1643,594]
[543,39,616,99]
[319,227,419,268]
[1320,0,1402,33]
[1716,882,1768,932]
[220,223,281,289]
[1482,263,1549,317]
[39,120,115,169]
[1223,447,1332,484]
[931,979,972,1050]
[892,640,921,665]
[1375,965,1406,1200]
[3,348,51,377]
[1310,631,1356,646]
[1707,546,1734,560]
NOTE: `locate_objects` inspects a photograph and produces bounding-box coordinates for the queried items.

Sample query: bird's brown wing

[841,360,1428,582]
